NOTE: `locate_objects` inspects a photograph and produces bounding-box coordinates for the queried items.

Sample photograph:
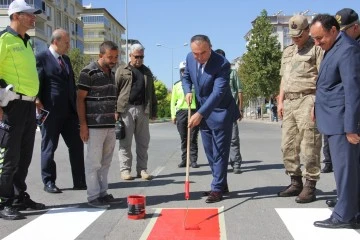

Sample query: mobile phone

[36,108,49,126]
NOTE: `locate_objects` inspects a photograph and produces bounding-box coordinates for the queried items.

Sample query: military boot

[295,179,316,203]
[278,176,303,197]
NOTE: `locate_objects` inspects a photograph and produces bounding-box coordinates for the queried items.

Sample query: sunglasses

[133,55,144,59]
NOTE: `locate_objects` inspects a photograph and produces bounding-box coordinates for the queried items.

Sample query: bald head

[50,28,70,55]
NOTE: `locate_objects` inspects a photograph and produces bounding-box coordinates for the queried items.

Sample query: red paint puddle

[147,209,221,240]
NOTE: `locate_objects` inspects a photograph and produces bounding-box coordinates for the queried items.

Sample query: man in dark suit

[36,28,86,193]
[323,7,360,208]
[310,14,360,229]
[182,35,240,203]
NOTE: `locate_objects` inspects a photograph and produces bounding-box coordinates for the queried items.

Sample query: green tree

[154,80,170,118]
[68,48,90,83]
[239,9,282,104]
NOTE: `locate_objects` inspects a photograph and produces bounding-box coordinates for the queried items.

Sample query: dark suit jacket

[182,50,240,130]
[315,32,360,135]
[36,49,77,116]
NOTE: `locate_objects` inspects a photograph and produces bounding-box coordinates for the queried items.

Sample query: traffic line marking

[276,208,360,240]
[140,207,226,240]
[3,207,105,240]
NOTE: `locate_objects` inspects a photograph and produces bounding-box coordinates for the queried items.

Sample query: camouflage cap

[335,8,359,30]
[288,15,309,37]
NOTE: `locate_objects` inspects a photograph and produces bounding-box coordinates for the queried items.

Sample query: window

[45,4,52,20]
[46,25,52,38]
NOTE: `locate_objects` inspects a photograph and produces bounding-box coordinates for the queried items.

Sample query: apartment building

[0,0,84,54]
[80,7,125,63]
[245,11,316,51]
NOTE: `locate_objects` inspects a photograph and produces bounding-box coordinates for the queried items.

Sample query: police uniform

[0,26,44,216]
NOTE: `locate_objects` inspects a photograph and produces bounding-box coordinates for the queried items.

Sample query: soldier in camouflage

[277,15,323,203]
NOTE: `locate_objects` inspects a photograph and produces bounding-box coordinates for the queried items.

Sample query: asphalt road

[0,119,359,240]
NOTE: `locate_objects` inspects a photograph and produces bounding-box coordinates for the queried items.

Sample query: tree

[68,48,90,83]
[239,9,282,104]
[154,80,170,118]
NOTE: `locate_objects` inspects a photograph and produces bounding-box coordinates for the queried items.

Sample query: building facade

[80,7,125,63]
[0,0,84,54]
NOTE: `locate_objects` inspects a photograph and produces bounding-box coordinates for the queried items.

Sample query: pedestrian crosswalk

[2,207,360,240]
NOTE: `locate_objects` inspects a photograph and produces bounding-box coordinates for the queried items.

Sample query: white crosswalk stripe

[3,208,105,240]
[276,208,360,240]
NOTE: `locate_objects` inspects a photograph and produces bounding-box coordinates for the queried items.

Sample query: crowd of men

[0,0,359,231]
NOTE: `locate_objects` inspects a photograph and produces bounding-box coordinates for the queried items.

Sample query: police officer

[170,61,199,168]
[0,0,45,220]
[277,15,323,203]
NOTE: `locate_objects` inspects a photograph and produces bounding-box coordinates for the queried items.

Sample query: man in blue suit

[36,29,86,193]
[182,35,240,203]
[310,14,360,229]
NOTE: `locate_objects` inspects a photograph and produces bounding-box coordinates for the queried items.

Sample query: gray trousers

[85,128,115,202]
[229,121,242,168]
[118,105,150,174]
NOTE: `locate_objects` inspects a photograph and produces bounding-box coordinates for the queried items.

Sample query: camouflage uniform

[280,38,323,181]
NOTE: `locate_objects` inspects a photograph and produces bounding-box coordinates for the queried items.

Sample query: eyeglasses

[133,55,144,59]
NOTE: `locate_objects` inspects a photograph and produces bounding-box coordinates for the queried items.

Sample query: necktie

[58,56,67,72]
[197,63,203,81]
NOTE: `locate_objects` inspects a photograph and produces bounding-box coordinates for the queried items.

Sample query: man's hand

[238,109,243,122]
[277,102,284,120]
[188,112,202,128]
[185,93,192,106]
[35,99,44,114]
[79,124,89,143]
[346,133,360,145]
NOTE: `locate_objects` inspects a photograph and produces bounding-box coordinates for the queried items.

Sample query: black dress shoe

[178,161,186,168]
[321,163,333,173]
[205,191,223,203]
[73,184,87,190]
[13,192,46,210]
[314,216,359,229]
[326,198,337,207]
[191,162,199,168]
[44,182,62,193]
[0,206,24,220]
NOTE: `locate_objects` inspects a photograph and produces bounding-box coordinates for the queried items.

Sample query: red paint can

[127,195,146,220]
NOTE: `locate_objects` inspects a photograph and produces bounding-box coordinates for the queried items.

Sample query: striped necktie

[197,63,203,81]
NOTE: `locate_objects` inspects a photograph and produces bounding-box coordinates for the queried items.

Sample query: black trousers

[0,100,36,206]
[176,110,199,163]
[323,135,332,164]
[40,111,85,186]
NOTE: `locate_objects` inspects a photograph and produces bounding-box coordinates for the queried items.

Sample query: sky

[89,0,358,88]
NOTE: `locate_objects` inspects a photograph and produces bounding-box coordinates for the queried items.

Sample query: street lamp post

[156,43,188,87]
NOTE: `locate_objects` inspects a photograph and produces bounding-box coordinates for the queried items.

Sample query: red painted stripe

[147,209,220,240]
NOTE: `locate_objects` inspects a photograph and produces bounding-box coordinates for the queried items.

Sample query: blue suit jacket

[182,50,240,130]
[36,49,77,116]
[315,32,360,135]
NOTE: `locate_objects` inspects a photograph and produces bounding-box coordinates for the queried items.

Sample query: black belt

[15,93,36,102]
